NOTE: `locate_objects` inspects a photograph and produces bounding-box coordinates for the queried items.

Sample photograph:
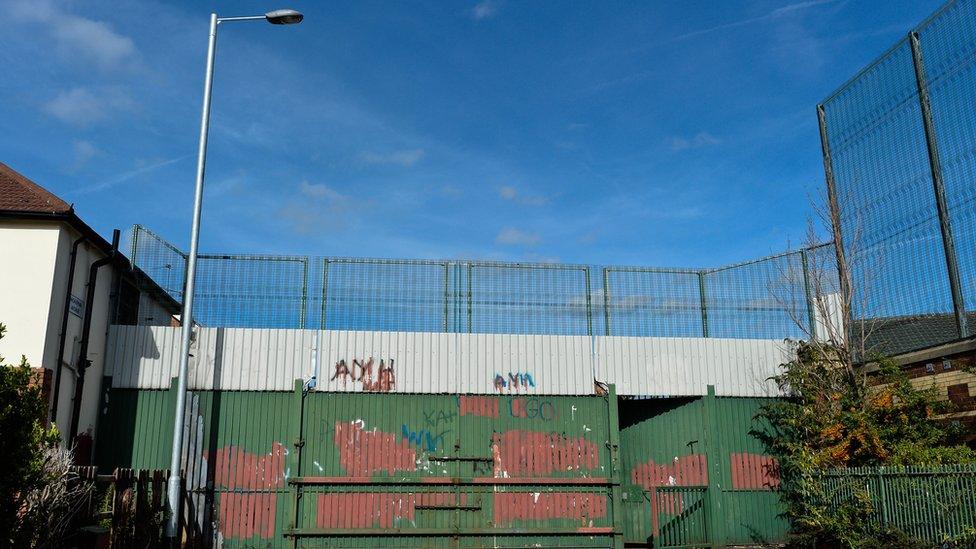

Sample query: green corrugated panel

[96,388,619,548]
[711,398,789,546]
[617,396,788,547]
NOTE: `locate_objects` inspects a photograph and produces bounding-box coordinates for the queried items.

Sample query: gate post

[703,385,725,547]
[288,379,306,549]
[607,384,624,549]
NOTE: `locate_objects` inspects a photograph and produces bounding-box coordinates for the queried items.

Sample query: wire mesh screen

[127,226,828,341]
[128,225,187,303]
[322,259,449,332]
[603,269,704,337]
[920,0,976,322]
[820,0,976,356]
[468,264,591,336]
[703,252,809,340]
[193,255,309,329]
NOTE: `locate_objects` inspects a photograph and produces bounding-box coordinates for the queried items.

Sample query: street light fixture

[165,9,302,542]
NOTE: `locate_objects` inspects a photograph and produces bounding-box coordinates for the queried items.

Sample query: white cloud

[359,149,425,167]
[4,0,138,71]
[300,181,345,201]
[498,185,550,206]
[69,140,101,171]
[441,184,463,198]
[495,227,540,247]
[471,0,499,20]
[668,132,721,151]
[499,185,518,200]
[43,87,134,127]
[281,181,358,235]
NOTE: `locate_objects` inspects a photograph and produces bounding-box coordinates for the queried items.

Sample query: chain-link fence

[127,225,832,341]
[818,0,976,356]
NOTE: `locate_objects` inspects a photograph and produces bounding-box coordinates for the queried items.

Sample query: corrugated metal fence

[96,383,625,548]
[617,391,787,547]
[105,325,789,397]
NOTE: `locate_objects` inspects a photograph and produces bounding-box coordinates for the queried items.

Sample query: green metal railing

[811,464,976,544]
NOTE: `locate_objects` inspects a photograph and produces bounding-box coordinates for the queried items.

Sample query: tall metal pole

[909,31,969,338]
[166,12,218,541]
[817,104,853,348]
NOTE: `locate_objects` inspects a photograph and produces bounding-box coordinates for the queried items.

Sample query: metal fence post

[467,263,473,333]
[602,268,612,336]
[909,31,970,338]
[585,267,593,337]
[698,271,709,338]
[702,385,724,546]
[606,384,624,549]
[319,259,329,330]
[299,258,309,329]
[801,250,818,340]
[817,104,854,347]
[443,262,450,333]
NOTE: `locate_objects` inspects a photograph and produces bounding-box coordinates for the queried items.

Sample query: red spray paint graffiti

[213,442,286,539]
[493,492,607,526]
[459,395,499,418]
[331,358,396,392]
[333,421,417,476]
[317,492,466,528]
[491,430,599,477]
[730,453,780,489]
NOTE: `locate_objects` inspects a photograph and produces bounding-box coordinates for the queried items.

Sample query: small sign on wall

[69,295,85,318]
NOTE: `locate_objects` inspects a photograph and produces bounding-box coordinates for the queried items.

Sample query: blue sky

[0,0,942,267]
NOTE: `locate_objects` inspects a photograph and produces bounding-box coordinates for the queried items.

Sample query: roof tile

[0,162,72,214]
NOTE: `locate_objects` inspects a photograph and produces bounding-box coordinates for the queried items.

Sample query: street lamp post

[165,9,302,542]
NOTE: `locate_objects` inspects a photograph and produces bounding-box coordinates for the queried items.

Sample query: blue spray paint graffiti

[401,425,451,452]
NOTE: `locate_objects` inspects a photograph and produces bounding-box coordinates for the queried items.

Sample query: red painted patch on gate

[213,442,286,539]
[493,492,607,526]
[333,420,417,476]
[630,454,707,516]
[317,492,465,528]
[729,453,779,489]
[219,494,278,539]
[459,395,499,418]
[491,430,599,477]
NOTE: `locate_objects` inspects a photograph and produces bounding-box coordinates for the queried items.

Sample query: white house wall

[107,325,788,397]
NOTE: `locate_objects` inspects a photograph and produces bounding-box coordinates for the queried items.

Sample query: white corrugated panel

[455,333,593,395]
[106,326,788,396]
[317,330,456,394]
[108,325,190,389]
[594,336,788,397]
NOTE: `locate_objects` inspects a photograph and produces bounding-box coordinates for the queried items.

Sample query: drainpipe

[51,235,87,426]
[68,229,119,445]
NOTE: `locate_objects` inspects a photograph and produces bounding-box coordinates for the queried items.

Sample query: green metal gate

[95,381,624,548]
[617,388,788,548]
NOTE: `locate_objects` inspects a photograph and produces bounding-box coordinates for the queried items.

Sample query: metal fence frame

[819,0,976,355]
[127,225,834,341]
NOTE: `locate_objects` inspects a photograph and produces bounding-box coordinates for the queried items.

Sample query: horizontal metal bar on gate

[289,476,616,486]
[653,485,708,493]
[413,504,482,511]
[283,527,616,537]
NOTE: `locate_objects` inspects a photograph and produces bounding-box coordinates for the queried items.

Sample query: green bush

[0,323,60,546]
[755,340,976,548]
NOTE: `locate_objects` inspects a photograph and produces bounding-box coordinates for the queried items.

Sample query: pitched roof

[0,161,72,214]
